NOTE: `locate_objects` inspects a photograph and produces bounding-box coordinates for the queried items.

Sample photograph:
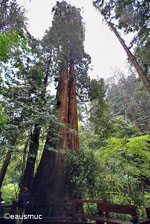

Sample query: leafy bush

[65,148,97,198]
[94,135,150,219]
[1,183,19,204]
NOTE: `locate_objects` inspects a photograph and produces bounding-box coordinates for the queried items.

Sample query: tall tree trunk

[0,150,12,188]
[108,21,150,94]
[21,59,51,192]
[31,124,58,216]
[57,61,68,150]
[21,124,41,192]
[0,139,16,188]
[68,56,79,151]
[66,55,80,209]
[22,138,29,176]
[31,62,68,217]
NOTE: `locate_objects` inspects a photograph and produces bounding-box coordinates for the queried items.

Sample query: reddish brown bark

[108,21,150,95]
[31,57,79,216]
[31,62,69,217]
[57,62,68,150]
[68,57,79,151]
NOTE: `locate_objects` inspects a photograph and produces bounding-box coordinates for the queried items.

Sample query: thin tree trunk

[0,150,12,188]
[68,56,79,151]
[108,21,150,94]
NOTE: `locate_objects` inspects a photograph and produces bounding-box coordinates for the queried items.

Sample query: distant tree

[88,78,112,140]
[93,0,150,94]
[107,70,150,135]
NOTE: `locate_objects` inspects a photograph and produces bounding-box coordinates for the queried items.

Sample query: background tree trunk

[0,137,16,188]
[0,150,12,188]
[22,138,29,176]
[108,21,150,95]
[21,59,51,192]
[21,124,41,192]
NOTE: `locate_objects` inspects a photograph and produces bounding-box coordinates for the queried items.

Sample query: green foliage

[0,28,56,150]
[88,78,112,140]
[0,30,29,62]
[107,71,150,135]
[66,148,97,197]
[0,104,9,125]
[79,129,102,150]
[66,134,150,220]
[1,183,19,204]
[111,115,137,138]
[0,0,26,33]
[94,135,150,210]
[51,1,85,58]
[43,0,91,96]
[79,76,138,149]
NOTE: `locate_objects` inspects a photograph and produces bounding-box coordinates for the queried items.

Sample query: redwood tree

[31,1,90,216]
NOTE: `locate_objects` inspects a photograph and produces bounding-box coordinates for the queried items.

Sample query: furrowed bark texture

[68,58,79,151]
[57,63,68,150]
[31,57,79,216]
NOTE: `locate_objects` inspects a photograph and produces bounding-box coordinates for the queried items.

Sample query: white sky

[17,0,129,80]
